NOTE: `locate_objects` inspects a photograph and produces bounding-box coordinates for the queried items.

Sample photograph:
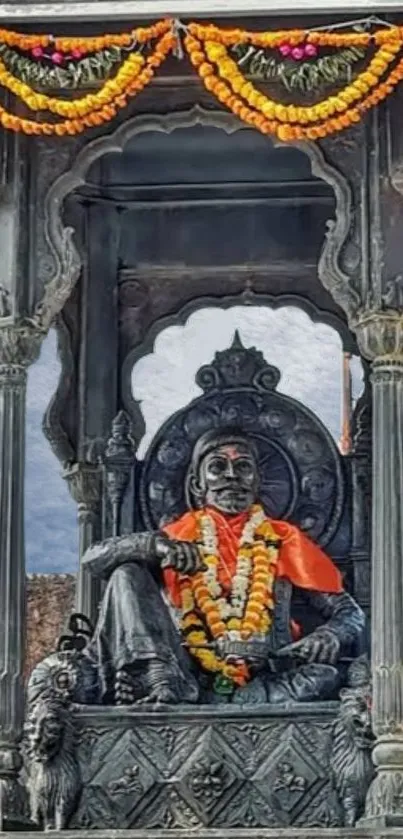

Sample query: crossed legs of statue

[88,563,341,705]
[88,563,199,705]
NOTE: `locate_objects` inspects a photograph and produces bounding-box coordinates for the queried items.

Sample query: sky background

[26,305,364,574]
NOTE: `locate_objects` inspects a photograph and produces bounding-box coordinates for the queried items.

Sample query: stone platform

[67,703,344,830]
[3,830,403,839]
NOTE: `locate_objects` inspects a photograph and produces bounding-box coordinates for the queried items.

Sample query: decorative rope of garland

[0,30,174,134]
[0,19,403,136]
[0,20,171,53]
[186,22,403,49]
[185,30,403,140]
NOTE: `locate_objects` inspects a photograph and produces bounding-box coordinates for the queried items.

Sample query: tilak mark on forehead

[220,445,246,460]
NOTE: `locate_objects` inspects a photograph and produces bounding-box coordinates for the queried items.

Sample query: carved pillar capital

[354,310,403,364]
[0,320,45,361]
[63,461,102,519]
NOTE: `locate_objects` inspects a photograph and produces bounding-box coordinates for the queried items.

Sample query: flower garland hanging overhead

[0,17,403,138]
[185,23,403,140]
[0,20,174,134]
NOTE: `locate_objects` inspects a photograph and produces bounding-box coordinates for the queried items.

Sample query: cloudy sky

[26,305,364,574]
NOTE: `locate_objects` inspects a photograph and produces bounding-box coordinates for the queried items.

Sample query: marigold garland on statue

[179,505,280,688]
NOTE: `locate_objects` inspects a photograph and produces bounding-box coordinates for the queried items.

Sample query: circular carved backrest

[139,333,345,548]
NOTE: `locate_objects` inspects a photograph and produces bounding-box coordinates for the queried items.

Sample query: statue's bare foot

[136,686,178,706]
[115,669,140,705]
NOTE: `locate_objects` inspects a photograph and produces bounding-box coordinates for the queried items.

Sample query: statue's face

[198,441,258,514]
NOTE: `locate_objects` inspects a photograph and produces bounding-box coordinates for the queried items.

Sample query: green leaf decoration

[0,40,132,90]
[230,43,366,94]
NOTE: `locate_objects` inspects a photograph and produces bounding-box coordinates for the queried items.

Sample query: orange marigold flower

[199,61,214,78]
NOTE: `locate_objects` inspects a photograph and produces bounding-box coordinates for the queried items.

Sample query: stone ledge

[3,830,403,838]
[0,0,402,21]
[73,700,340,722]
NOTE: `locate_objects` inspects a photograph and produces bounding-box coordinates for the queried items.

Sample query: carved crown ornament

[196,331,281,393]
[0,16,402,140]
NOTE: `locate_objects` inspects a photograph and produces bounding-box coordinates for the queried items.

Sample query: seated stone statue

[83,428,365,706]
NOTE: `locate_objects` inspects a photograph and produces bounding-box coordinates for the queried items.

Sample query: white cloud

[25,330,78,573]
[132,305,363,456]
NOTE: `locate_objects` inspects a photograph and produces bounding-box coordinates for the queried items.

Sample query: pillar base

[363,738,403,827]
[359,814,403,828]
[0,745,29,829]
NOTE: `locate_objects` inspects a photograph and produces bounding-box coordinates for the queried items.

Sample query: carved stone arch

[122,290,360,448]
[39,104,359,465]
[37,104,359,332]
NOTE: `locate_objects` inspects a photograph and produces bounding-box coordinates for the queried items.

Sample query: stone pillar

[356,311,403,826]
[63,461,102,625]
[0,321,43,828]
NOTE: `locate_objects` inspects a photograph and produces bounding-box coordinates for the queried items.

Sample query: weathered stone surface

[71,705,341,829]
[25,574,76,680]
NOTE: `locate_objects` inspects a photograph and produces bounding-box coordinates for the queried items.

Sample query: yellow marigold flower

[261,101,275,119]
[354,80,370,95]
[181,613,200,629]
[244,603,263,618]
[381,41,402,57]
[240,81,254,99]
[227,618,241,630]
[274,103,289,121]
[249,593,266,605]
[205,42,226,60]
[362,72,380,86]
[187,630,205,644]
[372,60,389,74]
[230,77,245,95]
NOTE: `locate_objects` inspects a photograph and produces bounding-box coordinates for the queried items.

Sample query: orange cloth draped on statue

[162,507,343,612]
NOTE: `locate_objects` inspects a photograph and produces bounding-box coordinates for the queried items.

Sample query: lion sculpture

[24,693,81,831]
[330,656,374,827]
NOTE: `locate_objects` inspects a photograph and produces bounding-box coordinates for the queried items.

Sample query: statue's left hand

[277,629,341,666]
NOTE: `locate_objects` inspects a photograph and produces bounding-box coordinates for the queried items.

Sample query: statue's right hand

[155,537,205,575]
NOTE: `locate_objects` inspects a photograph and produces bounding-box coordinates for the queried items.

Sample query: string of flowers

[0,18,403,137]
[0,21,170,53]
[184,29,403,141]
[179,505,280,689]
[186,21,403,48]
[0,28,174,134]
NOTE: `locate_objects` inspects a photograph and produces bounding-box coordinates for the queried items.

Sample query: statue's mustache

[208,482,251,492]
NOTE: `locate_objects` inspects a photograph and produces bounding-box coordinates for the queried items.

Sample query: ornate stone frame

[40,105,358,329]
[39,104,359,464]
